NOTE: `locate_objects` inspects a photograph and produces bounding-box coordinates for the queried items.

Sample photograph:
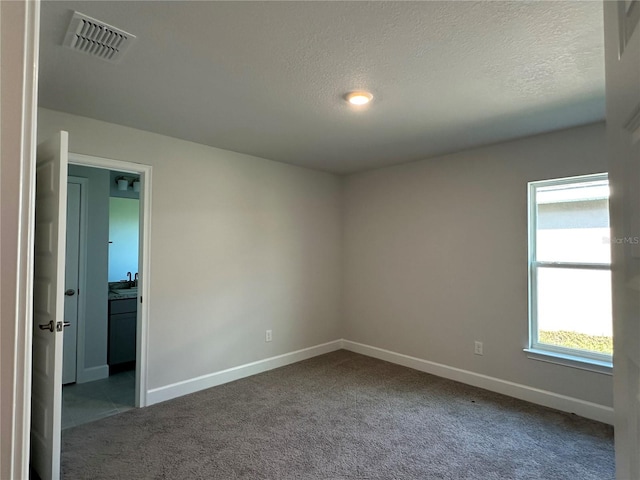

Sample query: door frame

[68,153,152,408]
[66,176,88,385]
[3,0,40,477]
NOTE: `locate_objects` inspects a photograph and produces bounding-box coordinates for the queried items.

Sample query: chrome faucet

[127,272,132,283]
[134,272,139,286]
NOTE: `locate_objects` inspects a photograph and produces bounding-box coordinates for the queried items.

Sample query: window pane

[535,180,610,263]
[536,267,612,356]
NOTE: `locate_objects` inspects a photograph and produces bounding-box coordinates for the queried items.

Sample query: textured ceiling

[38,1,605,174]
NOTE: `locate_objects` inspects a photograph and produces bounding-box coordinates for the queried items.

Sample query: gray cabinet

[108,298,137,368]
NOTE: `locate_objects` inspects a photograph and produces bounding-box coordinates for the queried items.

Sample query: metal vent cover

[63,11,136,63]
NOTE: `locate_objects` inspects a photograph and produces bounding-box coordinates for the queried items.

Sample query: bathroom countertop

[109,291,138,300]
[108,281,138,300]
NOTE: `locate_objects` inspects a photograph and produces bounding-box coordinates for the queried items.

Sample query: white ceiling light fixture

[115,176,140,192]
[345,91,373,106]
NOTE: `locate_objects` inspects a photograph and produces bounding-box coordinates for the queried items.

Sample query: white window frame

[526,173,613,371]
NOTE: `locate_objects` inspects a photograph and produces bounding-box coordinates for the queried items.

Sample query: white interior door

[31,131,69,480]
[62,181,81,384]
[603,2,640,479]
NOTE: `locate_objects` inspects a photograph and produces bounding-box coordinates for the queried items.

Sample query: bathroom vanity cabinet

[108,297,137,370]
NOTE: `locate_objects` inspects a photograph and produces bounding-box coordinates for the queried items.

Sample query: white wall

[343,122,613,407]
[38,108,344,391]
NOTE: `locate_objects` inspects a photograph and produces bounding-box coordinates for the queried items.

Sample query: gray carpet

[62,350,614,479]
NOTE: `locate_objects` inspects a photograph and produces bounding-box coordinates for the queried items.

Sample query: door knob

[38,320,69,332]
[39,320,55,332]
[65,289,76,296]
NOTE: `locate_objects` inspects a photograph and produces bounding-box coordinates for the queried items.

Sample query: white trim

[8,1,41,478]
[76,364,109,384]
[147,340,343,405]
[342,340,614,425]
[623,103,640,144]
[67,176,89,385]
[527,173,612,366]
[618,0,640,55]
[136,162,152,408]
[68,152,152,408]
[524,348,612,375]
[146,339,613,425]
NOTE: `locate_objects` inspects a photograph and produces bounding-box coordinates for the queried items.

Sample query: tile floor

[62,370,135,429]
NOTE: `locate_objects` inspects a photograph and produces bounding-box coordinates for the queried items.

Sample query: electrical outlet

[265,329,272,342]
[474,341,483,356]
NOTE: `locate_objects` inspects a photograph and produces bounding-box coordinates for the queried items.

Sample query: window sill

[524,348,612,375]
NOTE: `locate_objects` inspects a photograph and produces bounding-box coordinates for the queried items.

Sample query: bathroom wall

[108,197,140,282]
[68,164,110,379]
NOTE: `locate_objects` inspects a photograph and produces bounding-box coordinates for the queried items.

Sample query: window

[528,173,612,367]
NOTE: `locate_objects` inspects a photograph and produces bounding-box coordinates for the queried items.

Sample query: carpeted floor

[61,350,614,479]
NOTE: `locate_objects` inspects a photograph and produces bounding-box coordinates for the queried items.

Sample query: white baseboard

[147,340,343,406]
[77,364,109,384]
[144,338,613,425]
[342,340,614,425]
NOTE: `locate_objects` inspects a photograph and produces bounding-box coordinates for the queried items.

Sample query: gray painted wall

[68,164,110,372]
[343,122,612,407]
[42,107,612,409]
[39,108,344,391]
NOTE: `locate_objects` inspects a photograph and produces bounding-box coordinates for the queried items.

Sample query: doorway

[61,167,143,429]
[66,152,151,415]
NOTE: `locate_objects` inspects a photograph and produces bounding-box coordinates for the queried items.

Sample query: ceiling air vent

[63,11,136,63]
